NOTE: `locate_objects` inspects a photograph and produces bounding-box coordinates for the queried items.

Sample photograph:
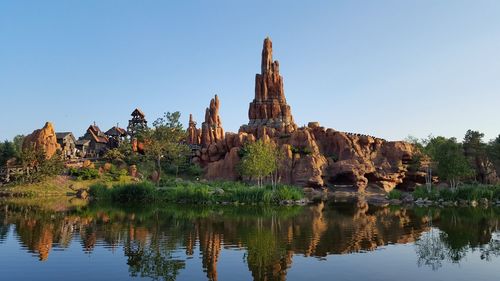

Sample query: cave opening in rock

[365,173,378,183]
[329,173,354,185]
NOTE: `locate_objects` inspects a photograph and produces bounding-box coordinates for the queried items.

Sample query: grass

[1,173,134,198]
[412,184,500,202]
[89,180,305,205]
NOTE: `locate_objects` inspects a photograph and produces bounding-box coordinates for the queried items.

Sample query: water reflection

[0,201,499,280]
[414,208,500,270]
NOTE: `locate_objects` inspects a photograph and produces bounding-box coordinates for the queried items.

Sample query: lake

[1,200,499,281]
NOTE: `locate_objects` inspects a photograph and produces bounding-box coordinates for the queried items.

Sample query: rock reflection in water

[1,201,499,281]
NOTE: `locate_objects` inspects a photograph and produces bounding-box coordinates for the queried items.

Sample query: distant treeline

[406,130,500,188]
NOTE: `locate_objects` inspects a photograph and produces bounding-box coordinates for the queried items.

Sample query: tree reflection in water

[0,201,500,280]
[414,207,500,270]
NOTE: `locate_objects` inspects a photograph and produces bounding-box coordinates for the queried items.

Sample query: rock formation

[188,37,426,192]
[188,95,230,169]
[240,37,297,136]
[22,122,61,159]
[201,95,224,146]
[187,114,201,145]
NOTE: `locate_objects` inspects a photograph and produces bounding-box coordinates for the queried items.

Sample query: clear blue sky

[1,0,499,142]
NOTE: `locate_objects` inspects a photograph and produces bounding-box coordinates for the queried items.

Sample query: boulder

[128,165,138,178]
[22,122,61,159]
[76,189,88,200]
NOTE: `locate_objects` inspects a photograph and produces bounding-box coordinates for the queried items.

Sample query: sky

[1,0,499,142]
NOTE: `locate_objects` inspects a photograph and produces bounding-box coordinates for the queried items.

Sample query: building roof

[131,108,146,118]
[55,132,74,140]
[75,139,90,146]
[86,125,108,143]
[105,126,127,137]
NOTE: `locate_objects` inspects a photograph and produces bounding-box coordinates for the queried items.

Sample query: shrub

[107,165,128,181]
[388,190,402,200]
[88,183,110,199]
[69,167,100,180]
[438,188,456,201]
[90,180,305,205]
[108,182,156,203]
[413,186,439,200]
[184,164,203,177]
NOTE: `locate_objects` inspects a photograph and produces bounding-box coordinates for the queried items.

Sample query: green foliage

[0,140,17,166]
[109,182,156,203]
[139,111,190,182]
[88,183,110,199]
[103,148,126,163]
[413,184,500,202]
[69,167,100,180]
[487,135,500,171]
[0,135,24,167]
[463,130,486,157]
[238,140,279,186]
[90,180,304,205]
[38,150,65,177]
[413,186,439,200]
[424,136,473,188]
[10,146,65,183]
[107,165,128,181]
[388,189,402,200]
[90,182,156,203]
[178,164,203,177]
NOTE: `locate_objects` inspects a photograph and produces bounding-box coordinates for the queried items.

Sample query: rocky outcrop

[201,95,224,146]
[187,114,201,145]
[240,37,297,136]
[22,122,61,159]
[188,95,229,167]
[188,37,424,192]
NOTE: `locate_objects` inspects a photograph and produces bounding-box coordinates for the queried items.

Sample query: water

[0,201,499,281]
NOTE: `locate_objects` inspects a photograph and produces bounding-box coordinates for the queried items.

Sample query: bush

[438,188,456,201]
[388,190,402,200]
[107,165,128,181]
[69,167,100,180]
[88,183,110,199]
[184,164,203,177]
[413,186,439,200]
[111,182,156,203]
[413,184,500,202]
[90,180,305,205]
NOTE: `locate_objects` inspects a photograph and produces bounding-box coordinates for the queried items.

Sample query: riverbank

[2,175,500,208]
[89,181,306,205]
[317,184,500,208]
[0,176,306,206]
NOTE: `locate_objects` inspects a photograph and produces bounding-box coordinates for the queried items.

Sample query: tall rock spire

[242,37,296,136]
[261,37,273,74]
[201,94,224,146]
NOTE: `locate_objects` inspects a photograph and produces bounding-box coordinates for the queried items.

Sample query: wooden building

[127,108,148,138]
[105,125,127,149]
[56,132,77,159]
[80,124,109,157]
[75,139,90,158]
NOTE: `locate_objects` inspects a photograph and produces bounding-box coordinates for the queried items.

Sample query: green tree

[140,111,189,185]
[0,140,16,166]
[487,134,500,173]
[103,148,126,163]
[0,135,25,167]
[238,140,279,187]
[425,136,473,189]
